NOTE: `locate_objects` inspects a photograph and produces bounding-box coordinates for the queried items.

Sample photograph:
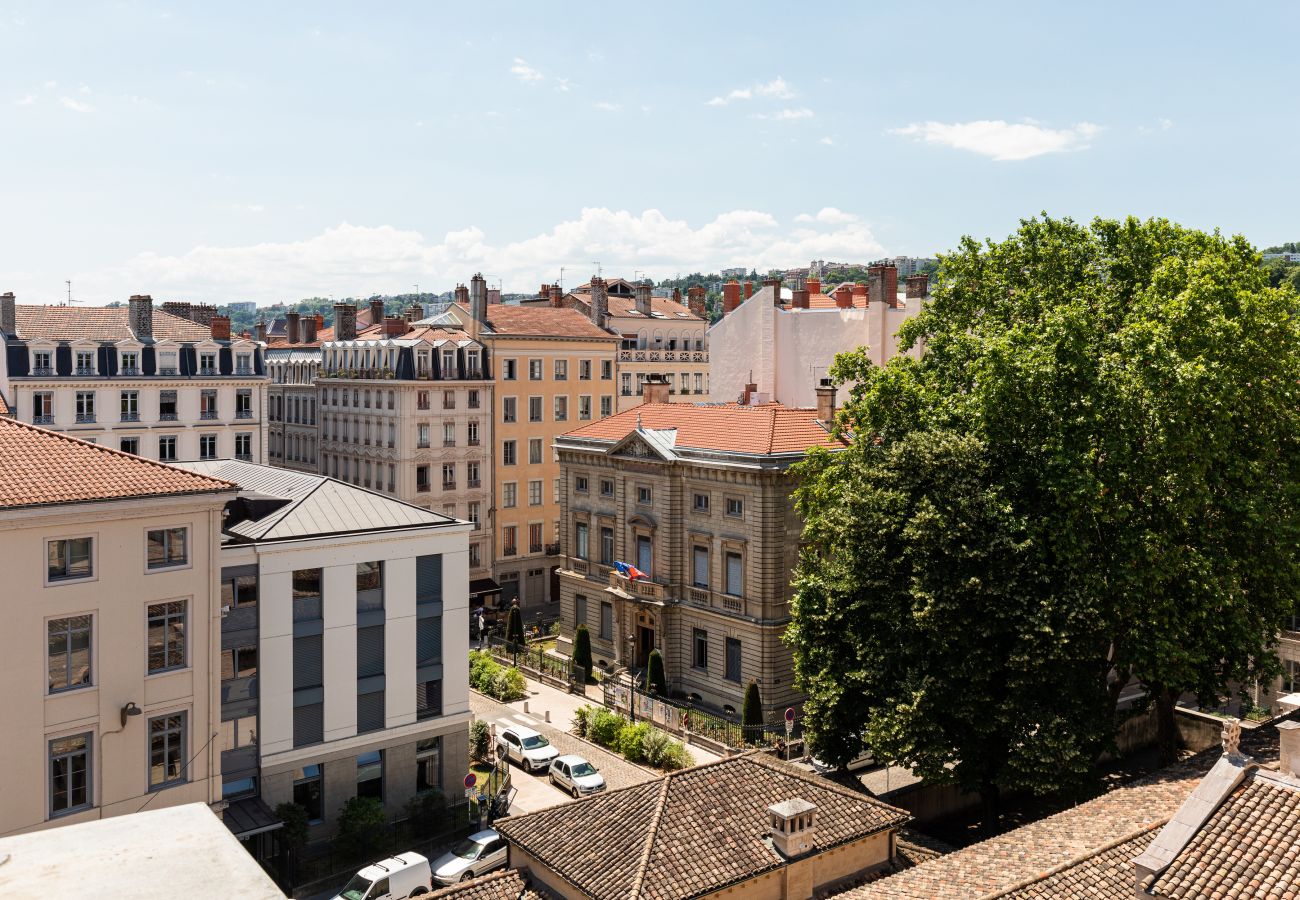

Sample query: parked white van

[333,852,432,899]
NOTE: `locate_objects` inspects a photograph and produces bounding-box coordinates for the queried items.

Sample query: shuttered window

[293,702,323,746]
[357,690,385,734]
[416,554,442,605]
[417,616,442,666]
[725,552,743,597]
[417,680,442,720]
[357,626,385,679]
[293,635,322,690]
[693,547,709,588]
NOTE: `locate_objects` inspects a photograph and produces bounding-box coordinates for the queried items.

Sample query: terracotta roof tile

[1000,828,1157,898]
[427,867,552,899]
[479,304,619,340]
[495,752,908,900]
[0,418,234,509]
[0,391,9,416]
[604,295,704,321]
[561,402,845,455]
[15,305,214,342]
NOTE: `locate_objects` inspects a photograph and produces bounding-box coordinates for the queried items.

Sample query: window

[601,359,613,379]
[579,396,592,420]
[468,389,481,409]
[529,438,542,465]
[417,423,430,448]
[575,595,587,628]
[147,527,187,569]
[467,501,481,530]
[467,460,481,487]
[417,678,443,720]
[725,552,743,596]
[75,349,95,374]
[416,738,442,792]
[33,391,53,423]
[554,395,568,421]
[147,600,187,672]
[199,352,217,374]
[221,646,258,680]
[442,462,456,489]
[502,526,518,556]
[158,436,177,461]
[75,390,95,423]
[467,419,480,445]
[235,433,252,460]
[49,733,92,817]
[575,475,589,493]
[529,523,543,553]
[159,350,178,375]
[693,546,710,588]
[120,437,139,455]
[636,534,653,578]
[600,526,614,566]
[529,396,543,422]
[48,615,92,693]
[293,765,323,823]
[528,480,543,506]
[502,441,516,466]
[469,543,481,568]
[222,574,258,609]
[726,497,744,517]
[48,537,93,582]
[694,493,709,512]
[159,390,177,420]
[236,353,252,374]
[442,349,456,374]
[120,390,139,422]
[600,395,612,417]
[502,397,517,423]
[502,482,517,508]
[725,637,742,682]
[236,390,252,418]
[528,359,543,380]
[220,716,257,752]
[637,486,652,505]
[693,629,709,670]
[33,349,52,374]
[443,389,456,410]
[503,359,517,380]
[357,561,383,611]
[554,359,568,380]
[199,433,217,460]
[148,712,187,790]
[579,359,592,380]
[600,601,613,639]
[443,422,456,446]
[417,391,430,410]
[575,522,589,560]
[621,373,632,396]
[417,465,431,492]
[599,479,614,497]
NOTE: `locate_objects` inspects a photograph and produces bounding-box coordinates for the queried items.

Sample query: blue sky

[2,2,1295,304]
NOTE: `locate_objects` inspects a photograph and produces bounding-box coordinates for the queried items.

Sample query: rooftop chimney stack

[469,273,488,326]
[128,294,154,339]
[635,281,653,316]
[334,303,357,341]
[687,286,707,319]
[551,283,563,308]
[743,281,754,300]
[672,287,682,305]
[406,303,424,323]
[304,315,319,343]
[1277,721,1300,778]
[768,799,818,859]
[641,372,671,405]
[806,278,821,296]
[0,291,15,337]
[851,283,868,305]
[384,316,407,337]
[722,280,742,315]
[369,299,386,329]
[255,320,267,343]
[764,277,783,305]
[906,273,930,300]
[589,276,609,328]
[815,378,837,427]
[792,288,810,309]
[742,380,758,405]
[285,311,301,344]
[882,263,899,308]
[209,314,231,341]
[833,285,854,309]
[454,283,470,307]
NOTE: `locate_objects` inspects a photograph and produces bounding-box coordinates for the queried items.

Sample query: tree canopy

[789,215,1300,823]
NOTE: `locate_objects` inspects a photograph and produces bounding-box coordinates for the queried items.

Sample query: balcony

[442,481,456,491]
[200,411,219,420]
[236,409,253,419]
[545,542,561,556]
[32,366,53,377]
[235,366,252,376]
[467,398,481,409]
[618,349,708,363]
[75,413,95,424]
[689,587,710,605]
[120,412,140,422]
[159,411,178,421]
[75,366,96,376]
[608,569,666,602]
[443,438,455,447]
[467,478,482,489]
[467,437,480,447]
[503,546,518,557]
[221,675,258,704]
[120,367,141,376]
[235,453,253,462]
[159,367,178,376]
[722,596,744,613]
[200,367,218,376]
[417,483,431,493]
[292,595,322,622]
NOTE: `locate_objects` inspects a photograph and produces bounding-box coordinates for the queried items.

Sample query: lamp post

[626,633,637,723]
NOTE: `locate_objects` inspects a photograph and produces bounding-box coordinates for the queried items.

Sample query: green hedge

[572,705,694,771]
[469,650,527,702]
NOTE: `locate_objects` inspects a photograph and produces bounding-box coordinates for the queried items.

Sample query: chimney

[672,287,682,305]
[806,278,821,296]
[194,303,216,326]
[742,380,758,405]
[539,284,551,302]
[315,313,325,331]
[255,320,267,343]
[851,283,868,306]
[722,280,742,315]
[210,314,231,341]
[687,286,707,319]
[470,273,488,327]
[906,273,930,300]
[406,303,423,323]
[833,285,854,309]
[369,299,386,329]
[641,372,671,405]
[302,315,318,343]
[881,264,899,308]
[743,281,754,300]
[635,281,653,316]
[768,799,817,859]
[1278,721,1300,778]
[815,378,836,426]
[128,294,154,339]
[791,288,810,309]
[589,276,609,328]
[0,291,15,337]
[454,283,470,308]
[384,315,407,337]
[551,283,563,308]
[285,311,301,344]
[488,287,501,305]
[334,303,357,341]
[764,277,783,305]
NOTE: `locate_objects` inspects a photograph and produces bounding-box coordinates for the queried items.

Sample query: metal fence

[601,680,802,753]
[477,633,581,689]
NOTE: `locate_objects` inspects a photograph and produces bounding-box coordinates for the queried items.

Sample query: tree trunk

[1154,684,1180,766]
[979,780,1001,835]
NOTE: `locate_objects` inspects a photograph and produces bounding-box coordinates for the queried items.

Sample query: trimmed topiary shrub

[507,602,524,648]
[573,625,593,682]
[742,680,764,744]
[645,649,667,695]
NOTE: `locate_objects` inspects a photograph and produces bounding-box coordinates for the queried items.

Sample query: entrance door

[636,535,653,579]
[638,625,655,668]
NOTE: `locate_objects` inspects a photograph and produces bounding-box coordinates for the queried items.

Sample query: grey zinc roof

[177,459,462,541]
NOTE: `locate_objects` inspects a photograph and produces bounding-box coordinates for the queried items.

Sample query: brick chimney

[551,283,563,308]
[194,303,216,326]
[470,273,488,328]
[128,294,154,339]
[765,277,783,305]
[315,313,325,331]
[791,288,810,309]
[906,273,930,299]
[672,287,682,305]
[406,303,423,323]
[589,276,609,328]
[815,378,836,427]
[833,285,854,309]
[539,284,551,302]
[285,311,301,344]
[635,281,653,316]
[743,281,754,300]
[210,315,231,341]
[882,264,899,308]
[722,281,741,315]
[303,315,318,343]
[851,283,868,306]
[687,286,707,319]
[255,320,267,343]
[334,303,357,341]
[366,299,383,329]
[454,283,470,308]
[384,316,407,337]
[806,278,821,296]
[641,372,671,405]
[741,380,758,405]
[0,291,16,337]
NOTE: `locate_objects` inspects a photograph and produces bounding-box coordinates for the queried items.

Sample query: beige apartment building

[265,311,327,472]
[442,276,619,617]
[554,381,846,719]
[0,416,233,836]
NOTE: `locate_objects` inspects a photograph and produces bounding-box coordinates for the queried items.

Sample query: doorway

[637,625,655,668]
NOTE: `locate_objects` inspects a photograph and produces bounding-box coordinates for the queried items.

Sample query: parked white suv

[333,851,432,899]
[496,725,559,773]
[548,754,606,797]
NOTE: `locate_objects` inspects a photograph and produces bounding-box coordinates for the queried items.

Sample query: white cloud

[510,57,543,84]
[593,101,622,112]
[1139,117,1175,134]
[59,96,93,113]
[889,119,1100,161]
[753,107,814,121]
[707,76,795,106]
[819,136,835,146]
[794,207,858,225]
[554,77,573,93]
[16,94,35,105]
[38,208,886,305]
[1158,117,1174,130]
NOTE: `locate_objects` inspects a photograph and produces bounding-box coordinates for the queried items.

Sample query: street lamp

[626,633,637,723]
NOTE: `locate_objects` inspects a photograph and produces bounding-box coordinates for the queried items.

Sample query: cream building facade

[265,311,327,473]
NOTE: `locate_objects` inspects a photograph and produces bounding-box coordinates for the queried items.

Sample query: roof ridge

[744,752,911,815]
[627,773,673,900]
[974,820,1165,900]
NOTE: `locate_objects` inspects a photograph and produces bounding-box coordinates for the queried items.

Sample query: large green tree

[790,215,1300,818]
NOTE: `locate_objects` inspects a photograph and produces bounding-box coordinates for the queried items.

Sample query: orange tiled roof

[428,868,551,899]
[604,294,703,321]
[481,304,618,340]
[15,305,214,342]
[265,325,336,348]
[561,401,845,455]
[0,391,9,416]
[0,418,234,509]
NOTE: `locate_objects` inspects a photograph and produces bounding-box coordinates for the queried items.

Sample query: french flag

[615,561,648,581]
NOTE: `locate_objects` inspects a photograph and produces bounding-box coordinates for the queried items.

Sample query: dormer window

[200,352,218,375]
[466,349,480,377]
[31,350,52,376]
[235,353,252,375]
[75,350,96,376]
[442,349,456,375]
[159,350,178,376]
[120,351,140,375]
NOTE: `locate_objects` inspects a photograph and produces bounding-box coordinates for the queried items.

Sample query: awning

[224,796,283,839]
[470,577,502,598]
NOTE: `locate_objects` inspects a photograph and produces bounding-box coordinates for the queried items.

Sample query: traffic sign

[784,707,796,724]
[464,772,477,789]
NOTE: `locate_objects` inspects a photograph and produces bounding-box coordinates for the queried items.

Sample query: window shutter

[694,548,709,587]
[357,625,385,678]
[726,554,743,595]
[293,702,323,746]
[293,635,322,690]
[417,616,442,666]
[357,690,385,733]
[416,554,442,605]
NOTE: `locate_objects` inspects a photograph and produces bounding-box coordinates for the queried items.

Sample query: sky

[2,2,1296,305]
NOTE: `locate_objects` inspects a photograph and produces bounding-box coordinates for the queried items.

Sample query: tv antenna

[592,261,602,278]
[65,279,72,305]
[559,266,565,292]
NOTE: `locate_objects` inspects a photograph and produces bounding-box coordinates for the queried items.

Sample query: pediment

[608,429,676,462]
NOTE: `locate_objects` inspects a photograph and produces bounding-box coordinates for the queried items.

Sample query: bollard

[523,700,530,714]
[545,710,551,723]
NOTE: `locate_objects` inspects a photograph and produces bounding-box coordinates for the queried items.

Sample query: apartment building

[0,292,268,462]
[554,382,847,720]
[0,417,234,836]
[523,278,710,411]
[442,276,619,617]
[708,266,928,408]
[266,311,327,473]
[176,459,471,844]
[317,303,498,608]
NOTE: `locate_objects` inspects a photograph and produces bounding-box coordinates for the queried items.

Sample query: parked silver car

[430,830,508,885]
[548,754,606,797]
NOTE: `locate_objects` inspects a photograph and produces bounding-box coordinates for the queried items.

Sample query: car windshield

[338,874,372,900]
[570,762,597,777]
[521,735,550,750]
[450,839,484,860]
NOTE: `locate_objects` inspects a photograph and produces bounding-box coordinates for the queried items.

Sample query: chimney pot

[815,378,836,427]
[209,314,231,341]
[834,285,854,309]
[806,278,821,296]
[906,273,930,299]
[764,277,783,305]
[743,281,754,300]
[768,798,818,859]
[334,303,357,341]
[303,315,318,343]
[635,281,653,316]
[792,288,810,309]
[1277,721,1300,777]
[551,283,563,308]
[128,294,154,339]
[722,280,742,315]
[285,311,301,344]
[0,291,15,337]
[589,276,609,329]
[384,315,407,337]
[406,303,423,323]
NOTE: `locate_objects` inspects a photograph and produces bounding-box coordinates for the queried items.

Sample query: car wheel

[461,871,474,883]
[572,785,580,799]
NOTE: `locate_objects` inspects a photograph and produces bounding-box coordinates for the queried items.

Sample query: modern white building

[0,292,269,463]
[175,459,472,847]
